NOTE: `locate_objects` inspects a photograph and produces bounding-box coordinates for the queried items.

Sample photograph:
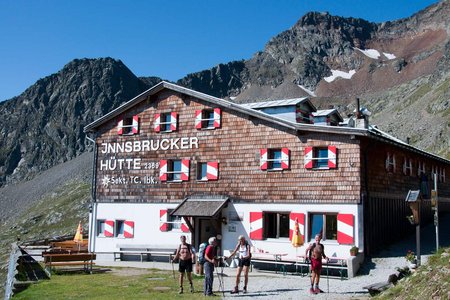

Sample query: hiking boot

[178,287,183,294]
[313,288,321,294]
[230,286,239,294]
[310,287,316,294]
[190,283,194,293]
[243,286,247,293]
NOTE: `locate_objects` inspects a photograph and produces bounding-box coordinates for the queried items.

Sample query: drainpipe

[85,134,98,253]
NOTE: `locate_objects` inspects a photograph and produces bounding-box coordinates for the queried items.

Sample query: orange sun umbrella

[291,218,304,247]
[74,221,83,243]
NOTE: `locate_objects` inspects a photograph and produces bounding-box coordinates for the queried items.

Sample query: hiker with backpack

[203,236,218,296]
[225,235,251,294]
[172,235,195,294]
[305,234,328,294]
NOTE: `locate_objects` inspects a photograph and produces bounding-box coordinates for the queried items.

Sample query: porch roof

[170,196,229,217]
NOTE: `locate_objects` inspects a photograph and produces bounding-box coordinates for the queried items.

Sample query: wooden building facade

[84,82,450,259]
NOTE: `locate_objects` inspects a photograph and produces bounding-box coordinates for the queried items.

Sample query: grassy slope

[375,247,450,299]
[0,181,90,296]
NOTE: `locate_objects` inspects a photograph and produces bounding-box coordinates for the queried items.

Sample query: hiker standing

[305,234,328,294]
[226,235,251,294]
[172,235,194,294]
[204,237,218,296]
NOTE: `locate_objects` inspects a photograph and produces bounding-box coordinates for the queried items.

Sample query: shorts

[179,259,193,273]
[310,258,322,273]
[238,258,251,267]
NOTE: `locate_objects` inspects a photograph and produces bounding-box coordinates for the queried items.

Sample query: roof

[170,196,229,217]
[312,109,344,122]
[240,98,309,109]
[84,81,450,165]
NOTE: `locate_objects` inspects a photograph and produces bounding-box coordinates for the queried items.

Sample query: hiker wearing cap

[305,234,328,294]
[226,235,251,294]
[172,235,194,294]
[204,236,218,296]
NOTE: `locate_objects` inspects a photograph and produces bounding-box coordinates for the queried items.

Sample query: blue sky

[0,0,439,101]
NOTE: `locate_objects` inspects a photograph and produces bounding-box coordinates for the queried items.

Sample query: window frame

[304,146,337,170]
[417,161,426,177]
[263,211,290,239]
[439,167,446,183]
[403,158,413,176]
[308,212,338,242]
[115,220,125,238]
[167,160,183,182]
[385,152,396,173]
[195,108,221,130]
[167,209,183,231]
[118,116,139,135]
[97,219,106,237]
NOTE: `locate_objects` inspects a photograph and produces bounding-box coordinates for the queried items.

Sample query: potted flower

[405,250,416,268]
[350,245,359,256]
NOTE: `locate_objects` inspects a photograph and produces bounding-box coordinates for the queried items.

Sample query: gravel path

[98,213,449,299]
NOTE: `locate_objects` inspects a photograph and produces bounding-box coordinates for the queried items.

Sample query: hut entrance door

[198,218,222,250]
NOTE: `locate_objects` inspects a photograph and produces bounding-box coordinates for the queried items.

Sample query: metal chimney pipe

[356,98,361,119]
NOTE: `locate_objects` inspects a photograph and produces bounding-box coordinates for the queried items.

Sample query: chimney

[356,98,361,119]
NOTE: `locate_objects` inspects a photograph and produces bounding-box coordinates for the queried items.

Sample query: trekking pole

[326,259,329,294]
[171,261,175,279]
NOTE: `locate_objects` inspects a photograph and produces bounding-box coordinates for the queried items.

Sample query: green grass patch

[13,268,205,300]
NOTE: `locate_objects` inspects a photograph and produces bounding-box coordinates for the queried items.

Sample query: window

[117,115,139,135]
[431,165,438,181]
[304,146,337,169]
[167,209,182,231]
[115,220,125,238]
[154,112,177,132]
[403,158,413,176]
[195,108,221,129]
[309,213,337,241]
[264,212,290,239]
[417,161,426,176]
[197,162,219,181]
[260,148,290,170]
[160,159,190,182]
[97,220,105,237]
[385,152,395,172]
[439,167,446,183]
[296,108,313,124]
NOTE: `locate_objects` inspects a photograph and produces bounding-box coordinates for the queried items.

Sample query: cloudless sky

[0,0,439,101]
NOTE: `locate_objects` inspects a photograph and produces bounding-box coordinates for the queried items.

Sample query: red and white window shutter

[289,212,305,241]
[260,149,268,170]
[328,146,337,169]
[213,108,221,128]
[181,218,190,233]
[304,147,313,169]
[124,221,134,238]
[206,162,219,180]
[104,220,114,237]
[170,112,178,131]
[181,160,190,181]
[281,148,290,169]
[337,214,354,244]
[160,210,169,232]
[195,110,202,129]
[249,212,263,240]
[132,115,139,134]
[117,119,124,135]
[154,113,161,132]
[159,160,167,182]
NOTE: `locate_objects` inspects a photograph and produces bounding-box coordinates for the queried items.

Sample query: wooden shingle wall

[94,90,362,204]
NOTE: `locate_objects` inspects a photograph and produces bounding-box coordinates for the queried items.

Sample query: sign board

[406,190,421,202]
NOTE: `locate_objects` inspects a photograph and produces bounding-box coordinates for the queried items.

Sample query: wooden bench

[114,246,175,262]
[251,253,296,275]
[42,253,96,274]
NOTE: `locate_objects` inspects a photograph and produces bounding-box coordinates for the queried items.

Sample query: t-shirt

[205,245,216,262]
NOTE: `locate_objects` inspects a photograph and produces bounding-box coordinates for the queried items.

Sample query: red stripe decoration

[281,148,290,169]
[181,160,190,181]
[117,119,123,135]
[328,146,337,169]
[159,160,167,182]
[213,108,221,128]
[337,214,354,244]
[104,220,114,237]
[289,213,305,241]
[154,113,161,132]
[160,210,168,232]
[170,112,178,131]
[181,222,190,233]
[206,162,219,180]
[249,212,263,240]
[260,149,268,170]
[132,115,139,134]
[124,221,134,238]
[195,110,202,129]
[304,147,313,169]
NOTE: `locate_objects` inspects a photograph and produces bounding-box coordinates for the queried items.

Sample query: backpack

[197,242,208,265]
[308,242,324,260]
